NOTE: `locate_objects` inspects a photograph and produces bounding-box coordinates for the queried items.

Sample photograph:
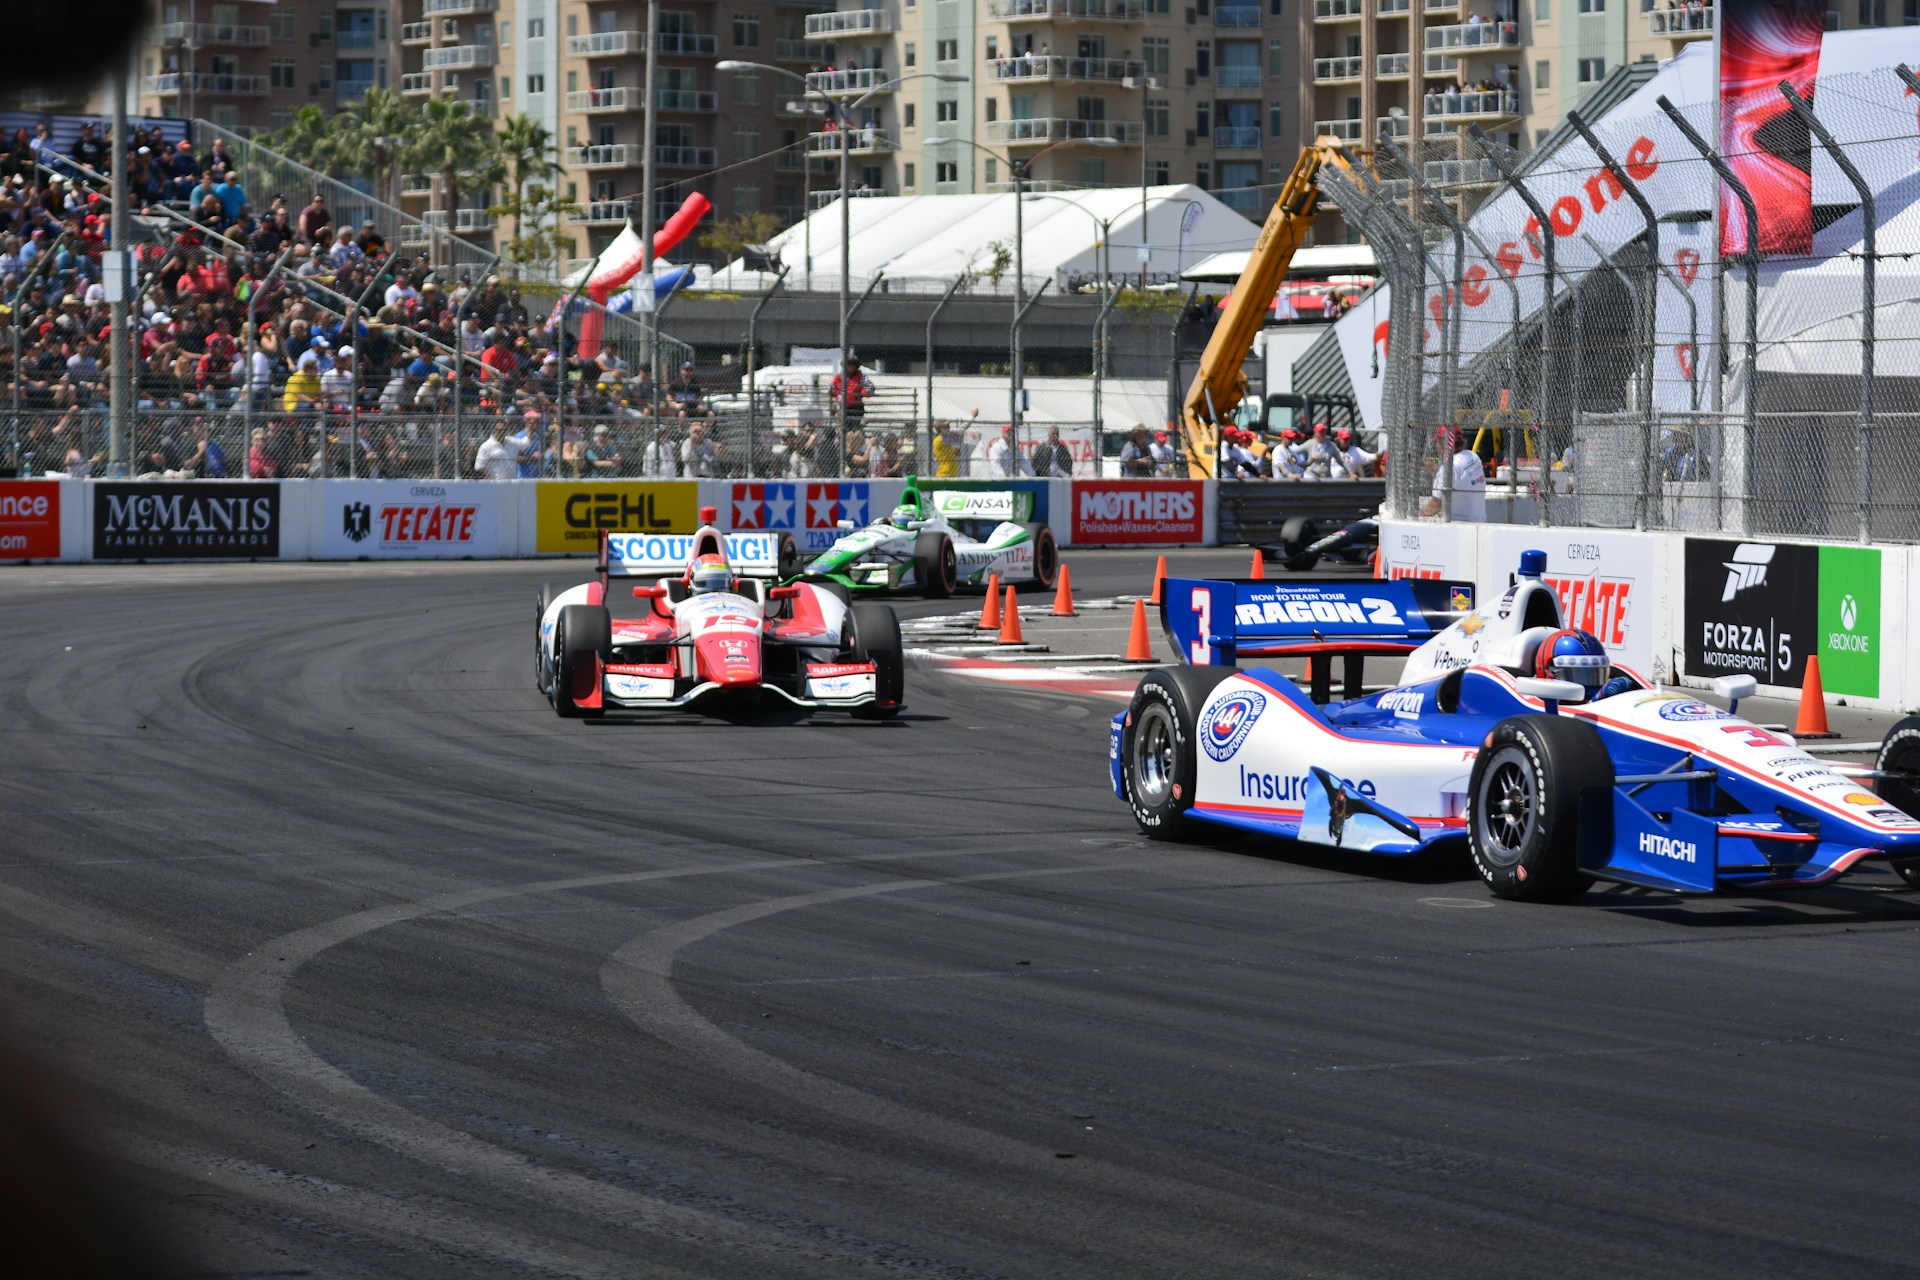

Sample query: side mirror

[1514,676,1586,710]
[768,584,802,600]
[1712,673,1757,715]
[836,519,855,531]
[632,584,666,599]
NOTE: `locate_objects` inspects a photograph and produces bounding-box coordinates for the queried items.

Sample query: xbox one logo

[1840,594,1858,631]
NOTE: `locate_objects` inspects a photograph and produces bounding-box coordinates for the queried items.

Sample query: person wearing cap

[1335,426,1378,478]
[320,346,354,408]
[1271,426,1307,480]
[1420,428,1487,521]
[384,270,419,312]
[358,220,387,258]
[829,354,872,429]
[1148,427,1176,476]
[669,360,703,413]
[587,423,624,475]
[1119,424,1155,477]
[213,170,247,223]
[284,349,323,412]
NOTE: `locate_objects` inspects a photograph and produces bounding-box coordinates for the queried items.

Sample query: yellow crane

[1181,137,1355,478]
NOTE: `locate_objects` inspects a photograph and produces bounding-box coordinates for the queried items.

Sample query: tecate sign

[1071,481,1203,544]
[323,482,498,558]
[93,483,279,559]
[0,481,60,559]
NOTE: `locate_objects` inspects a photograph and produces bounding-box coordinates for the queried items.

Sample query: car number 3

[1190,589,1212,665]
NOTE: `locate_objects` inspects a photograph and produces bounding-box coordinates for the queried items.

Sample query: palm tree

[333,87,421,210]
[408,96,497,243]
[496,113,559,241]
[264,105,347,174]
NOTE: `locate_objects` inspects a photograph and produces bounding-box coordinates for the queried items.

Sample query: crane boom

[1181,138,1353,478]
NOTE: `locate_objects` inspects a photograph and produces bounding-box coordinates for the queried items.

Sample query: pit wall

[1378,519,1914,714]
[0,476,1219,566]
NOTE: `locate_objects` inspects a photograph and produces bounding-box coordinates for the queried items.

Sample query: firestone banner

[1718,0,1826,259]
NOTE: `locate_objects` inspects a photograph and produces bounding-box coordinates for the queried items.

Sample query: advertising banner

[1375,520,1469,582]
[320,481,501,559]
[1718,0,1827,259]
[930,477,1052,526]
[1070,481,1204,545]
[1814,545,1880,698]
[1484,528,1655,674]
[728,480,890,552]
[92,483,279,559]
[1683,538,1817,685]
[0,480,61,559]
[535,481,696,554]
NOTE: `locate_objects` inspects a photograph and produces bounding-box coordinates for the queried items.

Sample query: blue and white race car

[1110,550,1920,901]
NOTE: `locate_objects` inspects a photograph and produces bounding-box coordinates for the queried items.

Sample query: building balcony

[657,32,719,54]
[146,21,269,46]
[775,38,835,62]
[1216,65,1262,90]
[811,187,889,209]
[423,0,495,14]
[988,0,1144,18]
[775,150,836,170]
[984,117,1143,145]
[1313,0,1362,20]
[1649,5,1714,38]
[567,30,642,56]
[1423,88,1519,117]
[1312,55,1363,83]
[424,208,496,234]
[1424,157,1500,186]
[983,178,1084,192]
[1221,188,1264,215]
[401,173,434,195]
[988,55,1147,84]
[1424,21,1520,51]
[1313,117,1363,142]
[1378,114,1409,138]
[571,199,634,225]
[337,30,378,50]
[805,8,893,38]
[400,21,432,44]
[807,128,896,154]
[422,44,496,70]
[1213,126,1262,149]
[567,86,639,112]
[1380,0,1463,11]
[143,72,268,96]
[656,145,718,168]
[1376,50,1458,77]
[656,88,718,111]
[569,143,644,168]
[1214,5,1263,26]
[805,67,896,94]
[399,72,434,94]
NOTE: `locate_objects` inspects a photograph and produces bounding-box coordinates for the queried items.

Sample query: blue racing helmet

[1534,628,1610,698]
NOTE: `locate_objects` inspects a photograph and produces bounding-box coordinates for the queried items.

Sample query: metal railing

[1424,21,1521,50]
[146,21,270,45]
[988,56,1148,83]
[567,86,640,111]
[1313,56,1364,82]
[987,0,1145,17]
[1423,89,1520,116]
[145,73,269,96]
[807,129,896,154]
[1214,126,1262,149]
[1215,5,1263,25]
[1216,65,1263,89]
[983,118,1143,144]
[1649,5,1715,35]
[422,44,497,70]
[805,8,894,38]
[805,67,894,94]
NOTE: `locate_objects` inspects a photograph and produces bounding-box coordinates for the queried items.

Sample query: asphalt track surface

[4,549,1920,1279]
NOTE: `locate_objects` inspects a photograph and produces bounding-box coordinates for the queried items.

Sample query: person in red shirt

[829,355,872,427]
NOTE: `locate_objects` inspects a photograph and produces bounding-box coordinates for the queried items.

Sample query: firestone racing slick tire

[1124,665,1240,840]
[552,603,610,720]
[774,532,800,582]
[535,583,555,693]
[849,601,905,720]
[914,531,958,599]
[1031,525,1059,591]
[1468,715,1611,902]
[1875,715,1920,888]
[1279,517,1321,571]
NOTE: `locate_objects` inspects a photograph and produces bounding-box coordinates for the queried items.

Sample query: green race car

[798,480,1059,598]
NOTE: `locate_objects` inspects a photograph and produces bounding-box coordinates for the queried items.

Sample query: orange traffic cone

[1052,563,1077,616]
[978,572,1002,630]
[1371,546,1382,579]
[998,585,1025,644]
[1148,555,1167,604]
[1795,655,1835,737]
[1250,548,1266,580]
[1125,598,1155,663]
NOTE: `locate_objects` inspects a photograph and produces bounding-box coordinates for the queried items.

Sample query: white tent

[1182,243,1378,284]
[704,184,1261,295]
[1755,174,1920,379]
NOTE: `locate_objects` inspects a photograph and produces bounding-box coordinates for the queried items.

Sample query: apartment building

[799,0,1305,223]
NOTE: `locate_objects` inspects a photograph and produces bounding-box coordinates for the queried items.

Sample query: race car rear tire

[1874,715,1920,887]
[553,604,610,720]
[775,533,800,581]
[535,582,555,693]
[914,531,958,599]
[1031,525,1059,590]
[1124,665,1240,840]
[850,602,904,720]
[1468,715,1609,902]
[1280,517,1320,571]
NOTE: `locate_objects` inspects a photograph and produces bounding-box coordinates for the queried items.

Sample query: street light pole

[1123,74,1160,287]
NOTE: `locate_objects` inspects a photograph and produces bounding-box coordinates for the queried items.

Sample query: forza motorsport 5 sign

[321,481,500,558]
[535,481,696,553]
[1071,481,1203,544]
[93,483,279,558]
[1685,538,1882,695]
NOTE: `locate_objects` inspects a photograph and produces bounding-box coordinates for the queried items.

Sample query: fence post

[1167,283,1199,475]
[1780,80,1875,544]
[1334,164,1429,520]
[1657,94,1758,536]
[245,245,297,479]
[745,263,791,480]
[1009,281,1052,472]
[1092,271,1122,471]
[925,273,967,474]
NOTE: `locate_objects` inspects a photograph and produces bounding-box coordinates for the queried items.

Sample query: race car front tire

[1874,715,1920,887]
[553,604,610,720]
[1031,525,1059,590]
[535,582,555,693]
[914,531,958,598]
[1124,665,1239,840]
[850,602,904,720]
[1468,715,1610,902]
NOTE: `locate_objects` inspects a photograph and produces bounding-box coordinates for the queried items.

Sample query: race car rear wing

[1162,576,1474,696]
[598,529,798,579]
[927,488,1034,523]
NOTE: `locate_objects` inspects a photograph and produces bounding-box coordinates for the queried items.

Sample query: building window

[526,74,544,94]
[905,103,917,127]
[1577,56,1606,80]
[905,42,917,68]
[1577,0,1603,11]
[905,162,917,186]
[1535,59,1550,88]
[982,99,995,122]
[1267,101,1283,134]
[733,14,760,47]
[270,9,295,40]
[318,62,332,89]
[734,71,762,105]
[936,161,958,183]
[1079,157,1107,184]
[985,157,997,184]
[1143,37,1170,75]
[499,20,509,45]
[1196,162,1210,188]
[1861,0,1887,20]
[1267,160,1285,187]
[1196,41,1212,77]
[527,17,544,37]
[502,76,511,99]
[736,185,760,214]
[1146,0,1170,11]
[271,58,296,90]
[1151,161,1170,182]
[985,36,998,60]
[316,10,332,39]
[1271,0,1284,10]
[1195,101,1211,137]
[936,99,958,122]
[1146,98,1169,137]
[937,39,959,62]
[733,125,759,160]
[1269,40,1285,76]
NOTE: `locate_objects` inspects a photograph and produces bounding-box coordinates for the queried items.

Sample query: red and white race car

[535,507,904,720]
